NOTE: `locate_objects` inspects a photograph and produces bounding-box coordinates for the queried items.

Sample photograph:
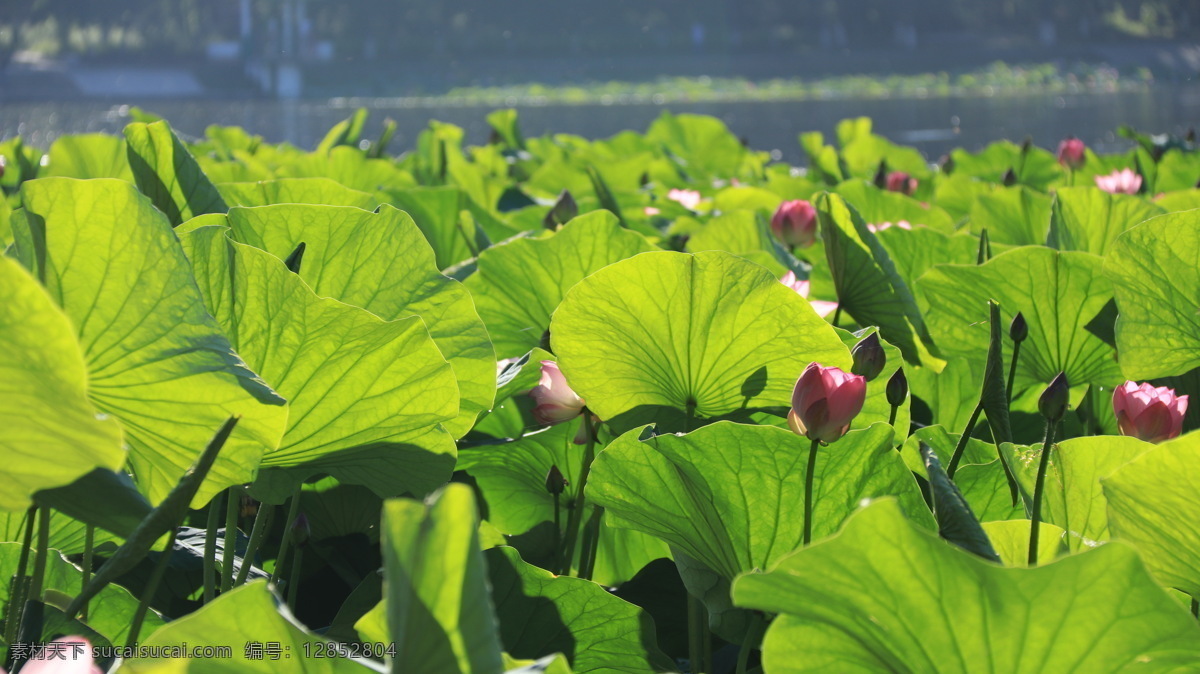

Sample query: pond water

[3,86,1199,163]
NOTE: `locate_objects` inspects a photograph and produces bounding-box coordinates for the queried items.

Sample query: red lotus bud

[1056,137,1086,170]
[789,362,867,443]
[770,200,817,248]
[885,171,918,196]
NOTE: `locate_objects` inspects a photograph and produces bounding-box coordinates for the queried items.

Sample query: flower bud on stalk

[885,171,918,196]
[530,361,585,426]
[545,465,567,495]
[788,363,867,444]
[850,333,886,382]
[1056,137,1086,170]
[1113,381,1189,443]
[769,200,817,248]
[1039,372,1070,422]
[1009,312,1028,344]
[886,368,908,407]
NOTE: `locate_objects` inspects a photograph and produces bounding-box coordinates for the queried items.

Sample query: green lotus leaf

[124,120,227,226]
[43,133,132,180]
[12,178,286,507]
[967,185,1052,247]
[179,225,459,498]
[551,250,848,433]
[0,257,126,511]
[981,520,1069,566]
[217,178,379,210]
[832,180,954,232]
[919,246,1121,388]
[276,146,417,195]
[356,485,505,674]
[0,542,163,646]
[1103,431,1200,596]
[901,426,1023,522]
[123,582,372,673]
[1047,186,1166,255]
[815,191,935,364]
[588,422,932,604]
[949,140,1064,190]
[872,226,977,306]
[684,210,793,276]
[458,421,670,586]
[1103,211,1200,379]
[733,499,1200,672]
[389,187,475,270]
[215,203,491,436]
[467,211,656,359]
[486,546,674,674]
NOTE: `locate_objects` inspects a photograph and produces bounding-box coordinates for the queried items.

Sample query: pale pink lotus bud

[885,171,918,196]
[770,200,817,248]
[1057,137,1086,169]
[789,362,867,443]
[867,220,913,233]
[667,188,702,210]
[644,206,661,216]
[530,361,585,425]
[23,637,103,674]
[780,272,838,318]
[1113,381,1188,443]
[1094,168,1142,195]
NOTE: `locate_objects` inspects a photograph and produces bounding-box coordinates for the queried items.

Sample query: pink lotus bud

[530,361,585,426]
[770,200,817,248]
[1056,137,1086,170]
[885,171,918,196]
[667,188,702,210]
[1113,381,1188,443]
[23,637,102,674]
[1094,168,1142,195]
[788,362,866,443]
[780,272,838,318]
[644,206,661,216]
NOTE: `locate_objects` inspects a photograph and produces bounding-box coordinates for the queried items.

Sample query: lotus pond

[2,107,1200,673]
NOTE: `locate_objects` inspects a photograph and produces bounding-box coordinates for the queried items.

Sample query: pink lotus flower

[1113,381,1188,443]
[15,637,102,674]
[788,362,866,443]
[667,188,702,210]
[1057,137,1086,170]
[1095,169,1142,195]
[781,271,838,319]
[643,206,661,216]
[530,361,585,425]
[885,171,918,196]
[770,200,818,248]
[867,220,913,233]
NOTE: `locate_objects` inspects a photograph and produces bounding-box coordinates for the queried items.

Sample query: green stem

[946,404,984,479]
[1192,597,1199,619]
[4,506,36,648]
[831,305,842,329]
[559,415,596,575]
[551,493,561,570]
[736,612,767,674]
[126,527,177,650]
[286,547,303,612]
[80,524,94,622]
[235,503,275,587]
[1028,419,1057,566]
[802,438,820,546]
[17,507,51,652]
[202,499,220,603]
[887,403,899,428]
[270,487,303,586]
[1006,341,1023,404]
[687,593,709,674]
[579,507,604,582]
[221,488,239,593]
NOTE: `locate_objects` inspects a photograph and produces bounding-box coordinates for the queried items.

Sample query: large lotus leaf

[42,133,132,180]
[872,226,977,307]
[645,111,749,179]
[815,192,934,364]
[684,210,792,276]
[832,180,954,232]
[588,422,933,589]
[124,121,227,226]
[932,174,996,221]
[217,203,491,436]
[0,542,164,646]
[1002,436,1156,552]
[968,185,1052,246]
[919,246,1121,388]
[839,135,932,191]
[733,499,1200,673]
[275,146,416,195]
[11,178,286,507]
[389,187,473,270]
[356,485,505,674]
[710,186,783,214]
[0,257,125,511]
[467,211,656,359]
[123,582,372,673]
[1103,211,1200,379]
[1047,186,1166,256]
[179,226,458,498]
[486,547,674,674]
[981,520,1069,567]
[1103,432,1200,597]
[949,140,1064,190]
[908,359,983,434]
[217,178,379,210]
[458,422,670,586]
[901,426,1023,522]
[550,250,849,433]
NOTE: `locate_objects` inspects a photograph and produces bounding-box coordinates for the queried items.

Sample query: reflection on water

[3,87,1199,162]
